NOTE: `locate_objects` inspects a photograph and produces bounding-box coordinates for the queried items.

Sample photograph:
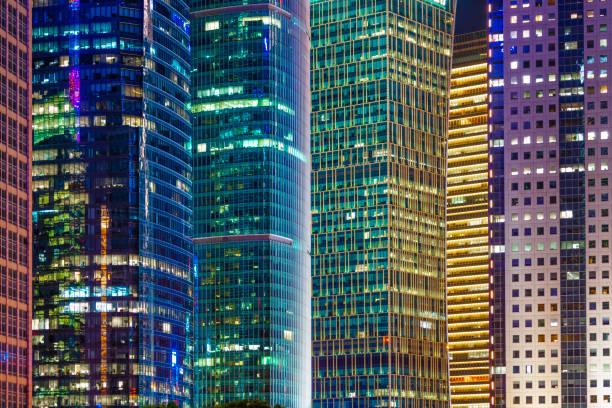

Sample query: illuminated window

[205,21,220,30]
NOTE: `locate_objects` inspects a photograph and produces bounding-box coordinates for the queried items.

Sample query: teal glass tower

[311,0,455,407]
[191,0,311,406]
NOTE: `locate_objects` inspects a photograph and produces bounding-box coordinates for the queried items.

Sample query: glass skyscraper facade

[190,0,311,406]
[311,0,455,406]
[447,30,489,408]
[31,0,193,405]
[488,0,612,406]
[0,0,32,404]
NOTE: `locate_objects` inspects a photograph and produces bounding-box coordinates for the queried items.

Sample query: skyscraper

[0,0,31,405]
[311,0,455,406]
[488,0,612,406]
[31,0,193,405]
[447,30,489,408]
[190,0,311,406]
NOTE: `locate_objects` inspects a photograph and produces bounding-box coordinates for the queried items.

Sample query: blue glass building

[31,0,194,405]
[190,0,311,406]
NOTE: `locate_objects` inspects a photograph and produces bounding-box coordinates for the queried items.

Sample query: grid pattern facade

[0,0,32,405]
[190,0,311,406]
[447,30,489,408]
[489,0,612,406]
[31,0,194,405]
[311,0,455,406]
[487,0,506,404]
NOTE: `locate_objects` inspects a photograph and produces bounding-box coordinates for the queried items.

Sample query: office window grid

[311,0,455,406]
[447,30,490,408]
[493,0,612,406]
[0,0,31,405]
[31,0,193,405]
[191,0,311,406]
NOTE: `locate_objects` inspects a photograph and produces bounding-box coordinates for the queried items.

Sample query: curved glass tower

[190,0,311,406]
[31,0,194,405]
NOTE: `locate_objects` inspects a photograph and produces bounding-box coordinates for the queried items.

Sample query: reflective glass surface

[191,0,311,406]
[310,0,455,406]
[31,0,193,405]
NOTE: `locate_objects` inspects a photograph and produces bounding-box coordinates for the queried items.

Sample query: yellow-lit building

[447,30,490,408]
